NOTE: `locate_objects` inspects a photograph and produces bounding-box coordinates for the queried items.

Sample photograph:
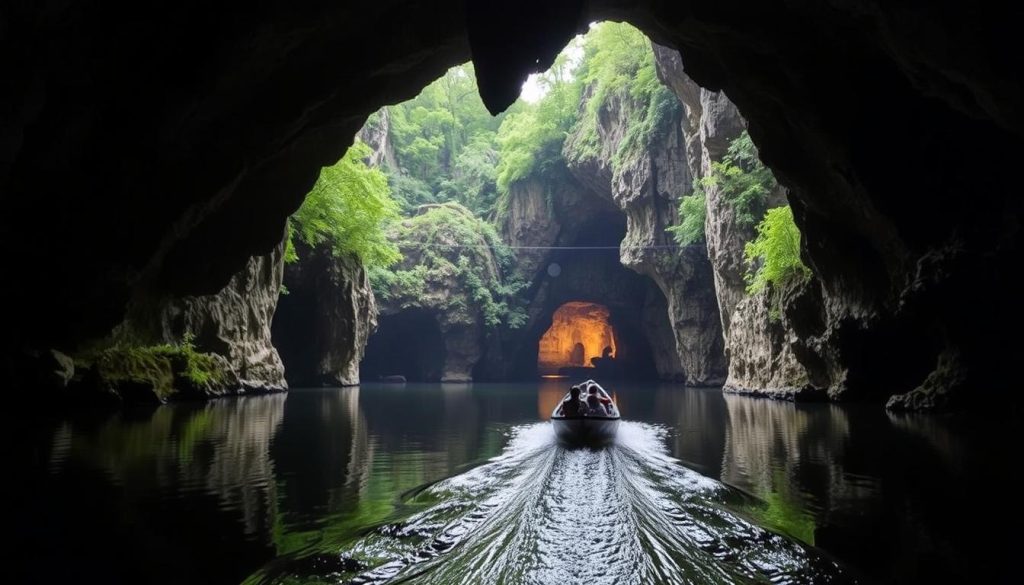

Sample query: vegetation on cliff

[286,141,401,267]
[495,22,676,211]
[671,130,777,249]
[567,22,679,170]
[377,64,506,216]
[666,191,707,246]
[74,334,230,401]
[369,203,527,329]
[494,50,581,199]
[744,206,810,293]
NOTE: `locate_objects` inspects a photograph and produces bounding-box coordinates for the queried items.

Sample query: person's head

[570,385,580,398]
[588,384,597,395]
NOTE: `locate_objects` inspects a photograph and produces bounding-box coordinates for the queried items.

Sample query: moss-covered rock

[369,202,525,381]
[70,338,237,405]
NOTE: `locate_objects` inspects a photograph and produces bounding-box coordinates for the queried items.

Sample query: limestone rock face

[273,241,378,387]
[653,45,749,336]
[372,204,502,382]
[723,280,815,399]
[357,108,399,171]
[562,79,727,385]
[493,172,673,380]
[655,46,831,399]
[120,241,288,394]
[654,46,948,404]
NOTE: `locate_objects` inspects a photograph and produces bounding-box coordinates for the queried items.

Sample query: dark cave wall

[272,240,377,387]
[3,1,1022,407]
[360,309,447,382]
[115,237,288,394]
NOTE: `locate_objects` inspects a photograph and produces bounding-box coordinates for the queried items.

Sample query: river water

[15,382,1019,584]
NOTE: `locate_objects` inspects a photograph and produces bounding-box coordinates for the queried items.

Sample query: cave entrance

[360,309,445,382]
[537,302,618,376]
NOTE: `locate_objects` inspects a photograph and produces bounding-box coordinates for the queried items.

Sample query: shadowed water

[15,383,1020,584]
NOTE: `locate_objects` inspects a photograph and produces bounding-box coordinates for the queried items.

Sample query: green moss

[79,333,229,400]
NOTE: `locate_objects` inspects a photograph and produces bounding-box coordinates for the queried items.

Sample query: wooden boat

[550,381,620,445]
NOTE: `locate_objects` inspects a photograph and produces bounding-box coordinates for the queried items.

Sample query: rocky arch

[497,211,661,381]
[4,2,1021,406]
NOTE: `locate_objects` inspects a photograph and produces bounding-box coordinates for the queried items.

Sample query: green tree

[743,205,810,294]
[384,63,504,214]
[494,52,581,195]
[667,190,707,245]
[439,133,500,215]
[705,131,776,228]
[369,203,527,330]
[567,22,679,169]
[287,141,401,268]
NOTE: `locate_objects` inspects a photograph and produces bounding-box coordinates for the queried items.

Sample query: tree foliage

[287,141,401,268]
[667,190,707,245]
[369,203,527,329]
[385,64,505,215]
[494,47,582,195]
[743,205,810,294]
[570,22,679,168]
[704,131,776,228]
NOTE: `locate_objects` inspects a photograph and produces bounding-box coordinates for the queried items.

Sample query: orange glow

[537,302,617,375]
[538,379,569,420]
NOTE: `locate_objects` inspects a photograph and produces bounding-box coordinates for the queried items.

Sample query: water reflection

[719,395,858,545]
[18,384,1021,585]
[257,422,851,585]
[37,395,285,584]
[50,394,285,531]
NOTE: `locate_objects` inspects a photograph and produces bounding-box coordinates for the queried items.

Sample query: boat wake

[262,422,853,584]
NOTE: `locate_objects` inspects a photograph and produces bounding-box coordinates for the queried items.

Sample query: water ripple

[263,422,854,584]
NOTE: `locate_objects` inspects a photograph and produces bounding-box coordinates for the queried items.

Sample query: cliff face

[356,109,400,171]
[654,46,827,400]
[653,45,944,405]
[118,241,288,395]
[495,170,682,381]
[654,48,749,335]
[272,241,378,387]
[562,81,727,386]
[371,203,502,382]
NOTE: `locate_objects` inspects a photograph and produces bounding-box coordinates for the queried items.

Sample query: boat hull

[552,417,619,446]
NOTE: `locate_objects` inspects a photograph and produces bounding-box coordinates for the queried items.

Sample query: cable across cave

[393,243,683,250]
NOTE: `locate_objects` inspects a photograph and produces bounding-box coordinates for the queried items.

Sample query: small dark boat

[550,380,620,445]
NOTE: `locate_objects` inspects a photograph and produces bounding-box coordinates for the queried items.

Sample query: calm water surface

[15,382,1020,584]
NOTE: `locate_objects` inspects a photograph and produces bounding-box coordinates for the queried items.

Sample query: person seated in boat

[556,385,584,417]
[585,382,613,415]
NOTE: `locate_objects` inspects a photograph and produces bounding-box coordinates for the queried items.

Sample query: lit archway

[537,302,617,376]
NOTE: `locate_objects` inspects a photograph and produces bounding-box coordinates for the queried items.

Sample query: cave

[499,211,661,381]
[8,4,1024,584]
[5,1,1021,407]
[538,302,617,375]
[360,309,445,382]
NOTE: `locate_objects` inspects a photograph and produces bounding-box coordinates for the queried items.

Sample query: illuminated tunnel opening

[537,302,617,375]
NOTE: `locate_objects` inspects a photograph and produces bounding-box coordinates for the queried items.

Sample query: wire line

[392,243,682,250]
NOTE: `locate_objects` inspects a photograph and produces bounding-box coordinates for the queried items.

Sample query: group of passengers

[557,380,614,417]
